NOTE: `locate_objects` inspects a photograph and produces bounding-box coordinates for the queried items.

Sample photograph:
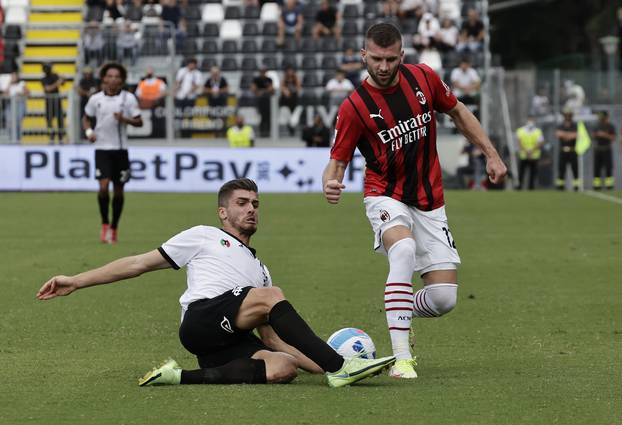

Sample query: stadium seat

[201,57,218,71]
[202,4,224,23]
[260,2,280,22]
[300,91,319,106]
[302,3,317,20]
[220,20,243,39]
[242,22,259,37]
[203,23,220,38]
[184,6,202,21]
[241,39,258,54]
[341,0,363,4]
[363,3,379,19]
[300,38,319,53]
[343,38,360,50]
[86,6,104,22]
[4,25,22,40]
[225,6,241,20]
[239,73,254,90]
[222,0,243,5]
[343,5,360,19]
[221,39,238,54]
[404,53,418,65]
[201,39,220,55]
[261,39,277,53]
[280,56,298,70]
[321,71,333,86]
[320,37,339,53]
[301,56,318,70]
[262,22,278,36]
[180,39,198,56]
[261,56,277,70]
[221,57,238,71]
[1,58,17,73]
[241,57,258,72]
[342,21,359,37]
[5,0,29,7]
[243,5,260,20]
[302,72,320,88]
[5,6,27,24]
[321,55,338,70]
[400,19,418,35]
[283,38,298,53]
[186,22,201,37]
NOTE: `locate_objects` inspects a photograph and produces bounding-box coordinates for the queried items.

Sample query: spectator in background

[325,69,354,107]
[312,0,341,41]
[302,114,330,147]
[77,66,99,121]
[175,57,202,137]
[161,0,181,28]
[116,21,138,65]
[555,109,579,191]
[515,115,544,190]
[84,21,105,66]
[104,0,124,22]
[124,0,143,22]
[3,71,29,142]
[277,0,303,47]
[450,57,480,105]
[340,47,363,86]
[136,66,167,109]
[531,86,550,116]
[413,12,440,51]
[143,0,162,19]
[435,17,458,53]
[175,17,188,52]
[457,8,484,53]
[41,63,65,144]
[279,65,301,134]
[226,114,255,148]
[562,79,586,115]
[203,66,229,107]
[592,110,617,190]
[250,66,275,138]
[456,141,486,190]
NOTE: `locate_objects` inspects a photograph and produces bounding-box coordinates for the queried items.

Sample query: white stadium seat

[222,0,243,6]
[5,6,27,24]
[4,0,29,7]
[220,20,243,39]
[260,2,280,22]
[202,4,224,23]
[0,74,12,92]
[340,0,363,5]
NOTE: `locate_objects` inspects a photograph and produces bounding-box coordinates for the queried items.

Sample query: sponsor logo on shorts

[221,316,234,333]
[380,209,391,222]
[231,286,243,296]
[220,239,230,248]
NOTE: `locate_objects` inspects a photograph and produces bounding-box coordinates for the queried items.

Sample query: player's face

[103,68,123,94]
[219,189,259,237]
[361,40,403,89]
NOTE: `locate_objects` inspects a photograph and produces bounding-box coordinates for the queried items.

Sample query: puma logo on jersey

[221,316,234,333]
[369,109,384,120]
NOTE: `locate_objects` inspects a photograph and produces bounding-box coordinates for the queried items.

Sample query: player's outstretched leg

[325,356,396,388]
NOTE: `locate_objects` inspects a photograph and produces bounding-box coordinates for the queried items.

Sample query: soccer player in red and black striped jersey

[322,23,507,379]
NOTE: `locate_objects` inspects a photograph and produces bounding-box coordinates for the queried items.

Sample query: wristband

[85,128,94,138]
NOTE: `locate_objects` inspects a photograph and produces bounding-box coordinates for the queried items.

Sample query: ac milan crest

[220,239,231,247]
[416,90,427,105]
[380,210,391,222]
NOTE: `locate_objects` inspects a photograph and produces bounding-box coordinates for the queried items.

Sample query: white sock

[384,238,416,360]
[412,283,458,317]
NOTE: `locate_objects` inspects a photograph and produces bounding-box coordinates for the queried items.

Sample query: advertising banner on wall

[0,146,365,193]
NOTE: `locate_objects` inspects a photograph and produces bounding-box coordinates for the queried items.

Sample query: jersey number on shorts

[442,227,457,249]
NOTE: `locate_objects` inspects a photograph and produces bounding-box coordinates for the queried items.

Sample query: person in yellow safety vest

[591,110,617,190]
[227,115,255,148]
[516,114,544,190]
[555,109,580,191]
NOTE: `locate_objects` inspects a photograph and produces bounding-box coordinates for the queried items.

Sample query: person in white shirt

[2,72,29,142]
[325,69,354,106]
[83,62,143,244]
[174,57,202,137]
[36,179,396,387]
[450,58,481,105]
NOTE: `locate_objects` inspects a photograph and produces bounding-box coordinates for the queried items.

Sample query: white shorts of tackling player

[364,196,461,274]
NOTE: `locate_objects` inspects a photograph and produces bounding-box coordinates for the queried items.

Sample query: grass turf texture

[1,191,621,424]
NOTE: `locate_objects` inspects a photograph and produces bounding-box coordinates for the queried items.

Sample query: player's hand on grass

[324,180,345,204]
[37,276,77,300]
[486,156,507,184]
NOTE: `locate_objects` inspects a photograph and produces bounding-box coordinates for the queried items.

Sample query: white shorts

[364,196,461,274]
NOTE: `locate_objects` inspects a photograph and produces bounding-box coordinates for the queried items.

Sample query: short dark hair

[218,178,258,207]
[100,62,127,82]
[365,22,402,48]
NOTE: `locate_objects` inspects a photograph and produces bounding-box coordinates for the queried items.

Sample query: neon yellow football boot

[326,355,396,388]
[138,359,182,386]
[388,358,418,379]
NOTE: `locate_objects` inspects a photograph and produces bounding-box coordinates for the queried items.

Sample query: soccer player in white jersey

[83,63,143,244]
[37,179,396,387]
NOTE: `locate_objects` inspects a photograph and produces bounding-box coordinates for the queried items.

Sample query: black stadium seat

[202,39,219,54]
[240,73,255,90]
[262,56,277,70]
[343,5,360,19]
[300,38,318,53]
[302,72,320,88]
[320,37,339,52]
[243,5,260,19]
[221,57,238,71]
[241,39,258,54]
[321,55,338,70]
[241,57,258,72]
[224,6,241,19]
[4,25,22,40]
[281,56,298,70]
[184,6,202,21]
[201,57,218,71]
[342,21,359,37]
[186,22,201,37]
[180,39,198,56]
[262,22,278,36]
[221,39,238,54]
[203,23,220,38]
[261,39,277,53]
[242,22,259,37]
[300,91,319,106]
[301,56,318,70]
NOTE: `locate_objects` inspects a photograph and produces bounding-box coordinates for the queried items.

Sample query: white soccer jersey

[159,226,272,316]
[84,90,141,150]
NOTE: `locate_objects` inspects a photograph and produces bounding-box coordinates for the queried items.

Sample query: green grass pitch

[1,190,621,424]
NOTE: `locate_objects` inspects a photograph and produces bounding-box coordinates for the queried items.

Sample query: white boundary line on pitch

[581,190,622,205]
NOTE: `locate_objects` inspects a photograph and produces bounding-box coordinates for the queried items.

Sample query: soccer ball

[327,328,376,359]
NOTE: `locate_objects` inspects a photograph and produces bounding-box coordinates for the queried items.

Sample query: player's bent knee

[387,237,416,262]
[427,283,458,316]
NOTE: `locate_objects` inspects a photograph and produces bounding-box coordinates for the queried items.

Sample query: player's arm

[447,101,507,183]
[36,250,171,300]
[322,159,347,204]
[118,114,143,127]
[82,114,96,142]
[256,324,324,374]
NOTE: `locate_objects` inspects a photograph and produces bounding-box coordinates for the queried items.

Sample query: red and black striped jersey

[330,63,457,211]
